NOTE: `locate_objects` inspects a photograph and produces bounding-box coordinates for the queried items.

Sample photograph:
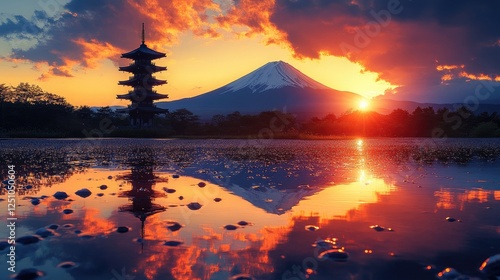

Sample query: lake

[1,138,499,280]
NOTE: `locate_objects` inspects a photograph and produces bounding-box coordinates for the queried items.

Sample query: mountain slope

[157,61,363,119]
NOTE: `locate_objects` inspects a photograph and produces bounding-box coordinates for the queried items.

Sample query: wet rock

[480,254,500,278]
[74,230,82,234]
[35,228,55,238]
[116,226,130,233]
[214,198,222,202]
[178,196,184,200]
[57,261,77,269]
[318,249,349,262]
[62,209,73,214]
[13,268,45,280]
[39,195,49,199]
[96,193,104,197]
[445,217,457,222]
[75,188,92,198]
[163,187,176,194]
[61,224,74,229]
[172,174,180,178]
[164,240,183,247]
[305,225,319,231]
[370,225,385,232]
[237,221,249,226]
[99,185,108,190]
[223,225,238,230]
[107,175,113,179]
[187,202,202,210]
[53,191,69,200]
[47,224,59,230]
[31,198,40,206]
[198,182,206,188]
[16,235,42,245]
[166,222,182,232]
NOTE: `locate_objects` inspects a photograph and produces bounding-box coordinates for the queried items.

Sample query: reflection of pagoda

[118,154,167,247]
[117,23,168,127]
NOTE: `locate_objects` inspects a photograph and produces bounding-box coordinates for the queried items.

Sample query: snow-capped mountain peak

[222,61,331,93]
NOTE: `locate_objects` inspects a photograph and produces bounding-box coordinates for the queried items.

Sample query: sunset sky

[1,0,499,107]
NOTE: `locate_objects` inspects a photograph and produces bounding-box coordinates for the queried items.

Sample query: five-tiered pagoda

[117,23,168,127]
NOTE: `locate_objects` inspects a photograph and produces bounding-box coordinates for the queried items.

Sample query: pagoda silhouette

[117,23,168,127]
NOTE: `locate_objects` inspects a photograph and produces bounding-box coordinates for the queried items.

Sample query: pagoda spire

[141,22,145,44]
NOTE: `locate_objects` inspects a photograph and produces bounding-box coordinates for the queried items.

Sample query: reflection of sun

[359,100,369,111]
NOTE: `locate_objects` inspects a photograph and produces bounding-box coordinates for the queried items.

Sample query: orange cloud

[73,38,124,68]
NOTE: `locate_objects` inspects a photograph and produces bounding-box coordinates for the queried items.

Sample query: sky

[0,0,499,107]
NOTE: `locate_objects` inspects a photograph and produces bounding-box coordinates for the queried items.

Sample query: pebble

[116,226,129,233]
[53,191,69,200]
[164,240,183,247]
[13,268,45,280]
[16,235,42,245]
[223,225,238,230]
[167,222,182,232]
[305,225,319,231]
[187,202,202,210]
[370,225,385,232]
[99,185,108,190]
[35,228,55,238]
[318,249,349,262]
[62,209,73,214]
[75,188,92,198]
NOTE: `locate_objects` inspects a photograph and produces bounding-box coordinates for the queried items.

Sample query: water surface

[0,138,499,280]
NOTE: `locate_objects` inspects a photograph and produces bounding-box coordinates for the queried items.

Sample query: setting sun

[359,100,370,111]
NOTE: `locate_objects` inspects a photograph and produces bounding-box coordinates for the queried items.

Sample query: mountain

[157,61,364,119]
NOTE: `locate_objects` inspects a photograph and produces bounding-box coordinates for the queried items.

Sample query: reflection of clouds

[435,188,499,209]
[132,220,288,279]
[81,208,116,235]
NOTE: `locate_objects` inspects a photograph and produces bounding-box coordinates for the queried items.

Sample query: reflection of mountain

[178,161,356,215]
[223,184,319,215]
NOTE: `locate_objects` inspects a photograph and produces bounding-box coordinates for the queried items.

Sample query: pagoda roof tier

[121,43,166,60]
[117,91,168,101]
[118,76,167,87]
[119,63,167,73]
[117,106,168,114]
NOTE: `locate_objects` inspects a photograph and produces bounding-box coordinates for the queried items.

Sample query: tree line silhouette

[1,83,499,138]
